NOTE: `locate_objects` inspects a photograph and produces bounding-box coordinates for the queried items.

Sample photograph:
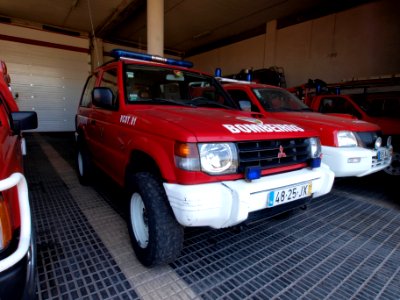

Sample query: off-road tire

[76,139,93,185]
[127,172,184,267]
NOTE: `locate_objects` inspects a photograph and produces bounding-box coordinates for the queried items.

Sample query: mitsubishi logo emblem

[278,145,286,159]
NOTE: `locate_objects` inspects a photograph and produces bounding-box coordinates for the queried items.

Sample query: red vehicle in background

[290,78,400,176]
[0,60,38,299]
[221,79,392,178]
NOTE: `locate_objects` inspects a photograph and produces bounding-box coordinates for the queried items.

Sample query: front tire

[127,172,184,267]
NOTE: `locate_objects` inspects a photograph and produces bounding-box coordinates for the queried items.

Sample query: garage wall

[0,24,90,132]
[189,0,400,87]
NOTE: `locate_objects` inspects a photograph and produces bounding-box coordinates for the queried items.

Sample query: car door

[89,65,121,178]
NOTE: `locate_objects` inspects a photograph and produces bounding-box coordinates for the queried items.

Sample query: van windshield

[253,88,312,112]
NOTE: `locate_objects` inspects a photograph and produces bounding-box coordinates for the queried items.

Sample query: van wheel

[127,172,184,267]
[384,151,400,176]
[76,141,93,185]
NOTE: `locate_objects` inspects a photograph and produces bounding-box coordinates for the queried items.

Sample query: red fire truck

[0,60,38,299]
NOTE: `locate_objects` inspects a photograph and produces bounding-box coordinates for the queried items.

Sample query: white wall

[188,0,400,87]
[0,23,90,131]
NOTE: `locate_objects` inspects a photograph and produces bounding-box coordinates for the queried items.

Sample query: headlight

[374,137,382,149]
[175,142,238,175]
[199,143,238,174]
[309,137,322,158]
[387,136,392,147]
[337,131,358,147]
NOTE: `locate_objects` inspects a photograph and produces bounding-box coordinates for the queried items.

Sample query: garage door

[0,40,89,132]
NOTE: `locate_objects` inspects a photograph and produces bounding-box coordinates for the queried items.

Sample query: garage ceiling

[0,0,376,57]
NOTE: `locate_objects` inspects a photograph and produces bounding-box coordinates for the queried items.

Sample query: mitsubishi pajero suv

[75,50,334,266]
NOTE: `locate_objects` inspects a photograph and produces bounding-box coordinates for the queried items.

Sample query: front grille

[356,131,381,148]
[236,138,311,172]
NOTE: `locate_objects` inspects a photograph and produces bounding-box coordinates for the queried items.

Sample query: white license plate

[377,149,389,161]
[267,182,312,207]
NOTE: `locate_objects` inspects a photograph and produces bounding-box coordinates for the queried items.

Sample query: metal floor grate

[24,133,400,299]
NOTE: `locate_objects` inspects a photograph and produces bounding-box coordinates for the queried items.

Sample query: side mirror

[92,87,117,110]
[11,111,38,134]
[239,100,252,112]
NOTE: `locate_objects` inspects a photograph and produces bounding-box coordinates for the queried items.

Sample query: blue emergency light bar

[110,49,193,68]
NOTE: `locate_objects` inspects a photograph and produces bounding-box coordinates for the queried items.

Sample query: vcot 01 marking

[120,115,138,126]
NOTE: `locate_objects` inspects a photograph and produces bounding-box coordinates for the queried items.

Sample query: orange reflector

[175,142,197,157]
[0,194,13,250]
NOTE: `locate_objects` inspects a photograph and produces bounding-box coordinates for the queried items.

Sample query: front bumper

[164,163,334,229]
[322,146,392,177]
[0,173,37,300]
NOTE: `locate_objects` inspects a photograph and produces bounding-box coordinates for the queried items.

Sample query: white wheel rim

[130,193,149,248]
[78,151,84,176]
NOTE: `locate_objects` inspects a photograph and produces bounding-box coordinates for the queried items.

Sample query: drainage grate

[24,133,400,299]
[24,138,139,300]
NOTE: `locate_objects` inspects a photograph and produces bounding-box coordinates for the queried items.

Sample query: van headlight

[175,142,238,175]
[199,143,238,174]
[337,131,358,147]
[309,137,322,158]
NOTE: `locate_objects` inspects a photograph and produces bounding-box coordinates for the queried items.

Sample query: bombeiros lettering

[223,123,304,133]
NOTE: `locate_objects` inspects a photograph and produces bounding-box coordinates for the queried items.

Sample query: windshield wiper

[188,97,234,109]
[144,98,193,107]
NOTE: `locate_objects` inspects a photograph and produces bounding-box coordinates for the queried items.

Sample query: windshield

[123,65,237,109]
[253,88,311,112]
[351,93,400,118]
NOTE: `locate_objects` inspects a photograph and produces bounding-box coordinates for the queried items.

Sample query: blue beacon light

[110,49,194,68]
[245,166,261,181]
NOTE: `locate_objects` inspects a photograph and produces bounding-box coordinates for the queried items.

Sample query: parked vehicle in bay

[221,80,392,178]
[289,79,400,176]
[75,49,334,267]
[0,60,38,299]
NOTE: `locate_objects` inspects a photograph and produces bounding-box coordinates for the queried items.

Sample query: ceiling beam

[95,0,145,38]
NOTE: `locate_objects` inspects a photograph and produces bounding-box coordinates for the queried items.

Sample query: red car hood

[126,106,318,142]
[272,111,380,132]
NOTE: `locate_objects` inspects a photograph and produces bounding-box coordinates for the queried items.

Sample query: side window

[227,89,260,112]
[100,68,119,101]
[320,97,362,119]
[228,90,250,102]
[320,97,346,113]
[80,75,97,107]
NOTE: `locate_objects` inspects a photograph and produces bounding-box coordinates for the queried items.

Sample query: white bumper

[322,146,392,177]
[164,163,334,229]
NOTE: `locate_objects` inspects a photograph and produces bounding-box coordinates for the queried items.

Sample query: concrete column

[264,20,277,67]
[147,0,164,56]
